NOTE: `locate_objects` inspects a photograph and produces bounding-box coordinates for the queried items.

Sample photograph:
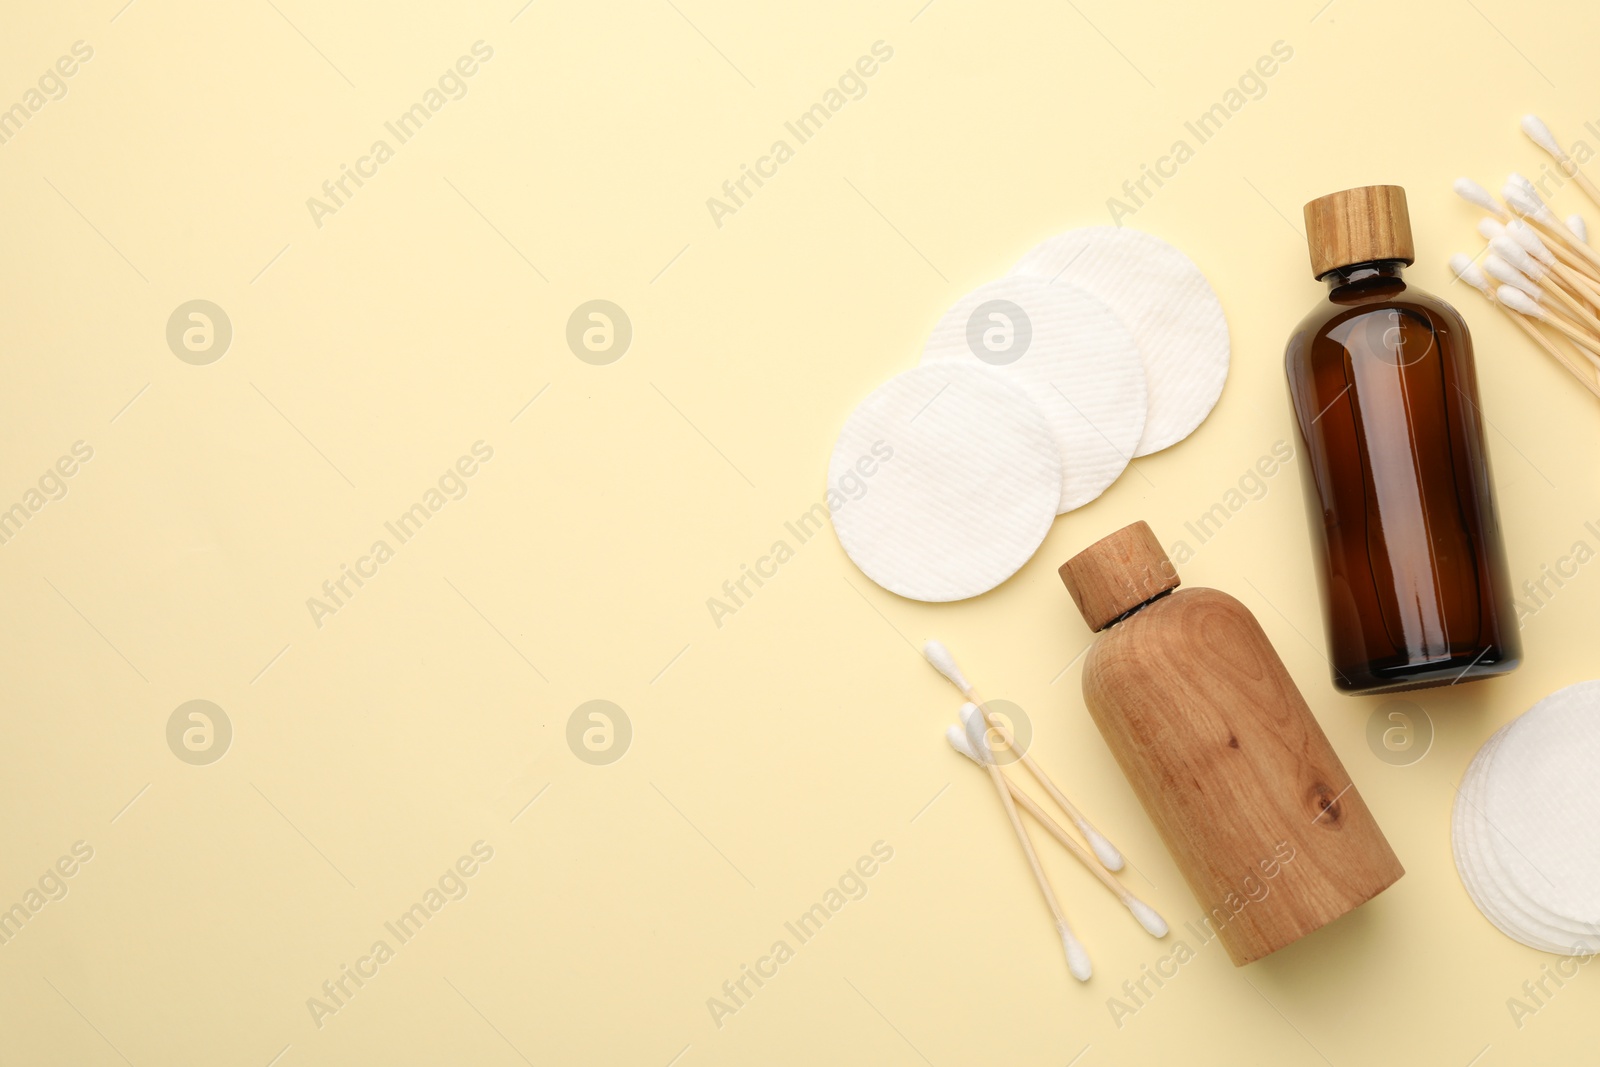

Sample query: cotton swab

[1453,255,1600,400]
[950,707,1092,981]
[1449,254,1493,297]
[1482,251,1589,332]
[1498,285,1600,360]
[1520,114,1565,159]
[1521,114,1600,213]
[946,722,1167,938]
[1505,182,1600,273]
[923,639,1124,871]
[1507,171,1539,198]
[1456,176,1594,264]
[1483,253,1545,302]
[1450,254,1482,281]
[1504,180,1567,233]
[1455,177,1509,221]
[1489,236,1600,331]
[1513,217,1600,281]
[1490,183,1598,276]
[1505,176,1563,230]
[1453,255,1600,399]
[1504,219,1600,302]
[1487,234,1545,280]
[1520,115,1569,167]
[1493,280,1591,344]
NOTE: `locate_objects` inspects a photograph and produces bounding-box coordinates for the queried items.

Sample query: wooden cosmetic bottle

[1059,522,1404,965]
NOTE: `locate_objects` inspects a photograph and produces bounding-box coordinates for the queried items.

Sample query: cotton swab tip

[1058,922,1093,982]
[1521,114,1566,159]
[1502,186,1536,214]
[1454,177,1505,217]
[957,703,995,761]
[1083,826,1124,871]
[945,723,983,764]
[1569,214,1589,244]
[1126,898,1169,938]
[1503,184,1556,224]
[922,639,971,692]
[1449,255,1493,295]
[1497,285,1543,317]
[1476,217,1506,242]
[1505,219,1555,264]
[1484,254,1540,298]
[1490,235,1544,277]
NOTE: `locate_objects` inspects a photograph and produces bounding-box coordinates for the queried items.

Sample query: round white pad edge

[1010,226,1229,457]
[828,364,1062,602]
[1482,680,1600,928]
[920,275,1146,513]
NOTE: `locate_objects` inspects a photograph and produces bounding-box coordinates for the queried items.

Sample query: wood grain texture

[1303,184,1414,279]
[1081,587,1404,965]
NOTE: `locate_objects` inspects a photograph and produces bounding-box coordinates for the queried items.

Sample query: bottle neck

[1323,259,1408,292]
[1102,587,1174,629]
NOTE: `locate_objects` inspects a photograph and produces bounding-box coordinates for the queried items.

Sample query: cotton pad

[1472,724,1600,949]
[1453,726,1586,953]
[1482,681,1600,931]
[828,364,1062,602]
[920,276,1146,513]
[1010,227,1229,456]
[1452,727,1564,952]
[1451,682,1600,954]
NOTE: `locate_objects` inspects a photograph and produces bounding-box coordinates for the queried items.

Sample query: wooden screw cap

[1303,185,1414,279]
[1058,521,1180,631]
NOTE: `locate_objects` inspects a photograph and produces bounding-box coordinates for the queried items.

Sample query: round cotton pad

[1482,681,1600,930]
[828,364,1062,602]
[920,276,1146,513]
[1454,726,1588,953]
[1010,227,1229,456]
[1474,727,1600,948]
[1452,727,1568,952]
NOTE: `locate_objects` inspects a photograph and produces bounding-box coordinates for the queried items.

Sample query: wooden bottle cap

[1303,185,1414,279]
[1058,521,1181,631]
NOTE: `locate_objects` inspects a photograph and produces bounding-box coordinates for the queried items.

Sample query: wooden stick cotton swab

[923,639,1124,871]
[1453,254,1600,399]
[1461,177,1595,275]
[1498,285,1600,364]
[1490,236,1600,331]
[946,721,1168,938]
[1505,181,1600,274]
[1503,219,1600,303]
[1454,177,1509,221]
[1505,312,1600,400]
[1481,254,1586,333]
[953,709,1092,981]
[1521,115,1600,214]
[1485,215,1600,297]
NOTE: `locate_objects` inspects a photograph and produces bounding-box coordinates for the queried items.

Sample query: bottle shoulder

[1082,586,1292,706]
[1285,279,1469,365]
[1084,587,1257,664]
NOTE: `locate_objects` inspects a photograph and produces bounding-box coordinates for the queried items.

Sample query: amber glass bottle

[1284,185,1519,694]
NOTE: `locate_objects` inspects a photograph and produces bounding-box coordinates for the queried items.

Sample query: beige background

[3,0,1598,1063]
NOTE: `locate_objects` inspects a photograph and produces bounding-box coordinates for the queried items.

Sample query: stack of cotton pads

[1451,681,1600,954]
[828,227,1229,602]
